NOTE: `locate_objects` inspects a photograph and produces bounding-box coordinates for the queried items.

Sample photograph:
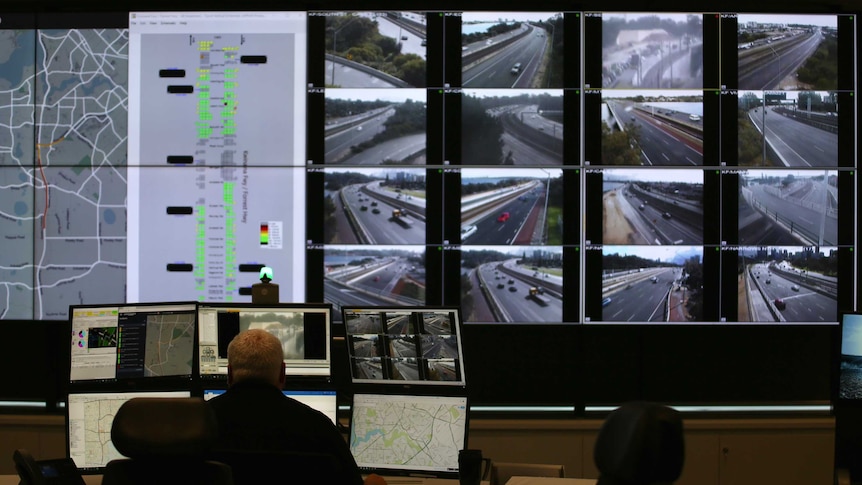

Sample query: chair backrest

[209,449,345,485]
[490,461,565,485]
[594,401,684,485]
[102,397,233,485]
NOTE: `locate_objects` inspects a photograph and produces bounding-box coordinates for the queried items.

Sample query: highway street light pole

[539,168,551,244]
[761,94,767,166]
[768,46,781,89]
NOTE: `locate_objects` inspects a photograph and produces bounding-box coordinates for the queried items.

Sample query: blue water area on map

[14,201,28,216]
[0,31,35,88]
[104,209,116,224]
[353,428,384,445]
[51,75,114,97]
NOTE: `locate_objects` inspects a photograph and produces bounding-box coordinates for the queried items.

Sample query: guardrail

[462,27,531,69]
[325,53,412,88]
[633,106,704,140]
[361,187,426,220]
[773,107,838,134]
[770,264,838,298]
[476,266,512,322]
[500,113,563,156]
[461,183,537,223]
[338,190,372,244]
[747,267,786,322]
[747,196,836,246]
[325,106,390,137]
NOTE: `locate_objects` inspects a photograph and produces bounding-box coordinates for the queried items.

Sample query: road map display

[349,394,468,474]
[143,313,195,376]
[0,28,129,320]
[67,391,190,469]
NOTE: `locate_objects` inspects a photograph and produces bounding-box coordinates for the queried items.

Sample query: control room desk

[0,477,484,485]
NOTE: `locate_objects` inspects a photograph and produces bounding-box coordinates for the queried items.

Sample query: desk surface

[505,478,598,485]
[0,476,479,485]
[0,476,101,485]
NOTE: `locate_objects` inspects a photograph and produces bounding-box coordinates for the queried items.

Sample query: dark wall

[2,320,833,409]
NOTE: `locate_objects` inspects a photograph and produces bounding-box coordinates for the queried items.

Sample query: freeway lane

[325,109,393,161]
[463,25,548,88]
[477,262,562,323]
[739,31,824,90]
[464,195,538,245]
[602,268,677,322]
[343,188,426,244]
[375,17,426,58]
[609,188,702,245]
[747,263,836,322]
[630,109,702,166]
[747,106,837,167]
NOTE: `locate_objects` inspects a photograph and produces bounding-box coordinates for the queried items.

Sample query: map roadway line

[34,135,66,230]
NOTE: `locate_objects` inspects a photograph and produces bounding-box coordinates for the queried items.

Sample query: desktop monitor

[342,306,467,387]
[69,303,198,383]
[66,390,191,473]
[348,393,469,479]
[202,388,338,424]
[838,312,862,402]
[197,303,332,380]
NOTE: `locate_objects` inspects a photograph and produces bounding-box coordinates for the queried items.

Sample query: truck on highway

[527,287,550,306]
[391,209,414,227]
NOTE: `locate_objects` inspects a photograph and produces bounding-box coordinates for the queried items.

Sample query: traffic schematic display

[349,393,468,477]
[129,25,305,303]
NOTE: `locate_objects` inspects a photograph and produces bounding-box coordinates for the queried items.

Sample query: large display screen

[0,10,856,325]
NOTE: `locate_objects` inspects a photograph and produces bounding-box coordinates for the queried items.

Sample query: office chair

[101,397,233,485]
[209,449,345,485]
[489,461,565,485]
[593,401,684,485]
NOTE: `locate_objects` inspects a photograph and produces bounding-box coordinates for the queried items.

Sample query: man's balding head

[227,329,285,388]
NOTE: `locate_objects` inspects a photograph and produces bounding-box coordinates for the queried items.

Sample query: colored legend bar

[260,223,269,246]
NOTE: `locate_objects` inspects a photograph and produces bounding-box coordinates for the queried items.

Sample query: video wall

[0,9,856,325]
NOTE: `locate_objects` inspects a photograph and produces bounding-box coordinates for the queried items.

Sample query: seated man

[594,401,684,485]
[207,329,363,485]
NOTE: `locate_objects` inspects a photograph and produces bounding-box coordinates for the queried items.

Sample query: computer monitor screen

[66,390,191,472]
[839,313,862,400]
[349,393,469,478]
[197,303,331,379]
[203,388,337,424]
[69,303,197,382]
[342,307,466,387]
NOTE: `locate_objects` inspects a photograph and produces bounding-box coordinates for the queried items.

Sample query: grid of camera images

[304,11,856,325]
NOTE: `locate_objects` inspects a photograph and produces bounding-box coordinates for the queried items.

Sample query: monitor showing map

[203,388,338,424]
[348,393,469,479]
[69,303,197,382]
[66,390,191,472]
